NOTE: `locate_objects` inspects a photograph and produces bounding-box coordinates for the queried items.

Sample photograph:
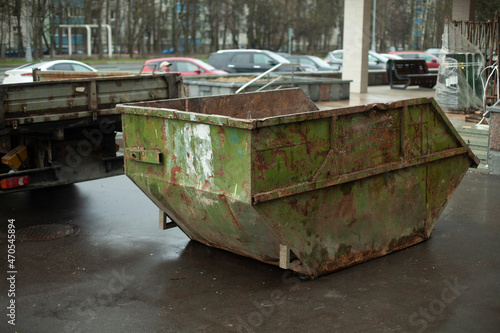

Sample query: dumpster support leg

[159,210,178,230]
[279,244,290,269]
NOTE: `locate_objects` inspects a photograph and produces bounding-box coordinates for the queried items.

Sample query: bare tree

[205,0,222,51]
[30,0,48,60]
[12,0,24,57]
[0,0,13,58]
[2,0,475,60]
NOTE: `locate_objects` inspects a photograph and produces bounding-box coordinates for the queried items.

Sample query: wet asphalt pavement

[0,171,499,333]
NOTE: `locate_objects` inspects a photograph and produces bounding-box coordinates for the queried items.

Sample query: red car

[141,57,228,75]
[388,51,440,69]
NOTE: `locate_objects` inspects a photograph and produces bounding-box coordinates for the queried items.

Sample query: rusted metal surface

[33,70,136,82]
[119,88,478,278]
[1,73,181,128]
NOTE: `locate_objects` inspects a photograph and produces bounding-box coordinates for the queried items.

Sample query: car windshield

[331,52,343,59]
[192,59,217,70]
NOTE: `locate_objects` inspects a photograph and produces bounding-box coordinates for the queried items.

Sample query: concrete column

[342,0,371,93]
[68,27,72,56]
[452,0,475,21]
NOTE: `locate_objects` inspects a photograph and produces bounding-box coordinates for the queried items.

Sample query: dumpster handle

[126,148,162,164]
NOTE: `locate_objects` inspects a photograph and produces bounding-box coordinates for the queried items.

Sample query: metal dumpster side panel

[253,164,428,277]
[250,99,474,204]
[127,176,284,263]
[425,154,471,236]
[252,118,331,194]
[142,179,282,261]
[122,113,252,203]
[121,112,283,262]
[248,98,476,277]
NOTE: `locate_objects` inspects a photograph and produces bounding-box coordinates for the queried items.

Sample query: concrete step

[462,133,488,143]
[457,131,489,141]
[451,122,489,139]
[467,142,489,152]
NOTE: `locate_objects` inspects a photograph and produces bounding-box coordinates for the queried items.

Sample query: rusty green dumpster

[118,88,478,278]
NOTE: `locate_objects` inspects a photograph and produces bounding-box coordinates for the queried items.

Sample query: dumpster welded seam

[252,147,469,203]
[118,105,258,129]
[253,98,435,128]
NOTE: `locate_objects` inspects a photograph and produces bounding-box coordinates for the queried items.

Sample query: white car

[3,60,97,84]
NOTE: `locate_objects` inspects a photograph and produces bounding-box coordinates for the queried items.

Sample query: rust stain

[387,229,428,252]
[161,121,168,142]
[218,127,225,148]
[170,166,182,183]
[214,165,225,177]
[218,194,243,230]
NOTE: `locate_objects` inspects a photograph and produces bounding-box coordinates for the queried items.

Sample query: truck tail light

[1,176,29,189]
[21,73,33,77]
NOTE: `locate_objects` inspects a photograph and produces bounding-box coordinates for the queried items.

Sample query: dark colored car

[207,49,299,73]
[3,47,47,57]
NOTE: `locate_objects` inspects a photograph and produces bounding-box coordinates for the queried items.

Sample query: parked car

[141,57,228,75]
[4,48,30,57]
[3,47,48,57]
[388,51,440,69]
[3,60,97,84]
[324,50,391,70]
[207,49,298,73]
[282,54,335,72]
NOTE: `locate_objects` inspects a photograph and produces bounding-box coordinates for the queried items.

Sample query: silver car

[3,60,97,84]
[325,50,393,71]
